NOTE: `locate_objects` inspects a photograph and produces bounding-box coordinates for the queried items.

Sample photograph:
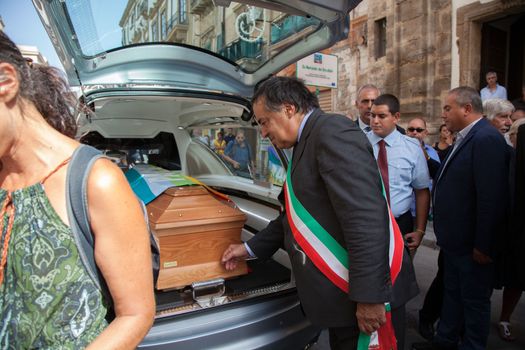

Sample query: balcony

[130,17,147,44]
[190,0,214,15]
[219,38,264,69]
[166,11,189,42]
[270,15,319,45]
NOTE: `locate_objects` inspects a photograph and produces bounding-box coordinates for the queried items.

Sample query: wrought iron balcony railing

[271,15,319,44]
[219,38,264,63]
[168,11,189,30]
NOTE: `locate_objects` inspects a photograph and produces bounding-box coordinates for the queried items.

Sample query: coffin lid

[147,186,246,226]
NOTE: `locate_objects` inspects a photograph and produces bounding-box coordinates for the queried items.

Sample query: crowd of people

[1,24,525,349]
[223,77,525,350]
[194,127,256,178]
[352,79,525,350]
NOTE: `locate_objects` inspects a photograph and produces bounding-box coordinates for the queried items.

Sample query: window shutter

[317,89,332,112]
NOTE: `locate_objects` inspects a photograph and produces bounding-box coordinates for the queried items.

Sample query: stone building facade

[17,45,48,65]
[327,0,452,134]
[314,0,525,137]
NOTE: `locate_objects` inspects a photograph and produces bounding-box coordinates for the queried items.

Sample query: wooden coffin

[147,185,247,290]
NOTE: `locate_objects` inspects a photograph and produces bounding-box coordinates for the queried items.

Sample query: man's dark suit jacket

[433,117,510,258]
[247,109,415,328]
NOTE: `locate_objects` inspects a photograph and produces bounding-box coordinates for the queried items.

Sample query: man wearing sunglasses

[407,118,440,176]
[406,117,442,341]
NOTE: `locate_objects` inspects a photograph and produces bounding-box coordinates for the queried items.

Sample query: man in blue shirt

[223,131,254,177]
[367,94,430,350]
[480,71,507,101]
[368,95,431,245]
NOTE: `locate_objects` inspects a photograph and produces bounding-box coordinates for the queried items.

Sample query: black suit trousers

[420,250,444,323]
[434,252,494,350]
[328,326,360,349]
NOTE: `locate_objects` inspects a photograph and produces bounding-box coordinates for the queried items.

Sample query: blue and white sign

[296,52,338,88]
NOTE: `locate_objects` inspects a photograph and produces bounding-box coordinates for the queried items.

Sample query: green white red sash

[357,303,397,350]
[283,165,404,292]
[283,164,404,350]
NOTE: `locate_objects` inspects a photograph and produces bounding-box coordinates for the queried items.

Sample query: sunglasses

[407,127,425,133]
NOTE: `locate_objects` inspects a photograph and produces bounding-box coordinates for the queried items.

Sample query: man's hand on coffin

[222,244,249,270]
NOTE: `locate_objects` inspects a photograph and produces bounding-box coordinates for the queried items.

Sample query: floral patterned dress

[0,184,108,349]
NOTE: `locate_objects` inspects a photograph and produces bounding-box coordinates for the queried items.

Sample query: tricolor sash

[283,164,404,350]
[283,165,403,290]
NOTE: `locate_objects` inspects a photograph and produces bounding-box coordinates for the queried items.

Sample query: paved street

[310,224,525,350]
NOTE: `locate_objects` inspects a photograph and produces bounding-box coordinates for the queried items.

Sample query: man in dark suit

[221,77,397,349]
[417,87,510,350]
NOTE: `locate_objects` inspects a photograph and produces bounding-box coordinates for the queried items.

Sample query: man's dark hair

[252,76,319,113]
[373,94,400,114]
[449,86,483,114]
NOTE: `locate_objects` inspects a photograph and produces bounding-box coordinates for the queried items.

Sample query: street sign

[296,52,338,88]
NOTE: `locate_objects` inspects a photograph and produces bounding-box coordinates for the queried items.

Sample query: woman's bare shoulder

[86,158,135,204]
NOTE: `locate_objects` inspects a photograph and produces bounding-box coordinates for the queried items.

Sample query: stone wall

[331,0,452,138]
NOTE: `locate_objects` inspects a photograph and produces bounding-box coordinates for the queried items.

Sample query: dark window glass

[375,17,386,59]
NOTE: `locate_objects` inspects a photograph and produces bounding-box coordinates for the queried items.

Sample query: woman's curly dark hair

[0,31,78,138]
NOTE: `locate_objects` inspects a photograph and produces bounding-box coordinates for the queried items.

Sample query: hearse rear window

[80,131,181,171]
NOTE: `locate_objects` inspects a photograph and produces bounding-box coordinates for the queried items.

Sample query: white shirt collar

[358,116,369,131]
[457,117,482,141]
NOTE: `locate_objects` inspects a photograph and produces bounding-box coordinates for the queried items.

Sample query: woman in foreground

[0,31,154,349]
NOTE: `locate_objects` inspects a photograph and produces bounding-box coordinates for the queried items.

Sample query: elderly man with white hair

[495,117,525,342]
[483,98,522,342]
[483,98,515,146]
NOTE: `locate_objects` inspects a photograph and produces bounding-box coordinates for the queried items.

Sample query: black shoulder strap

[65,144,110,299]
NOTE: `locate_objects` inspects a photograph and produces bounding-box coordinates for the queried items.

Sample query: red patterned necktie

[378,139,390,204]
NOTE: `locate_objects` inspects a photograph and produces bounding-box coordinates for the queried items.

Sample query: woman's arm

[85,158,155,349]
